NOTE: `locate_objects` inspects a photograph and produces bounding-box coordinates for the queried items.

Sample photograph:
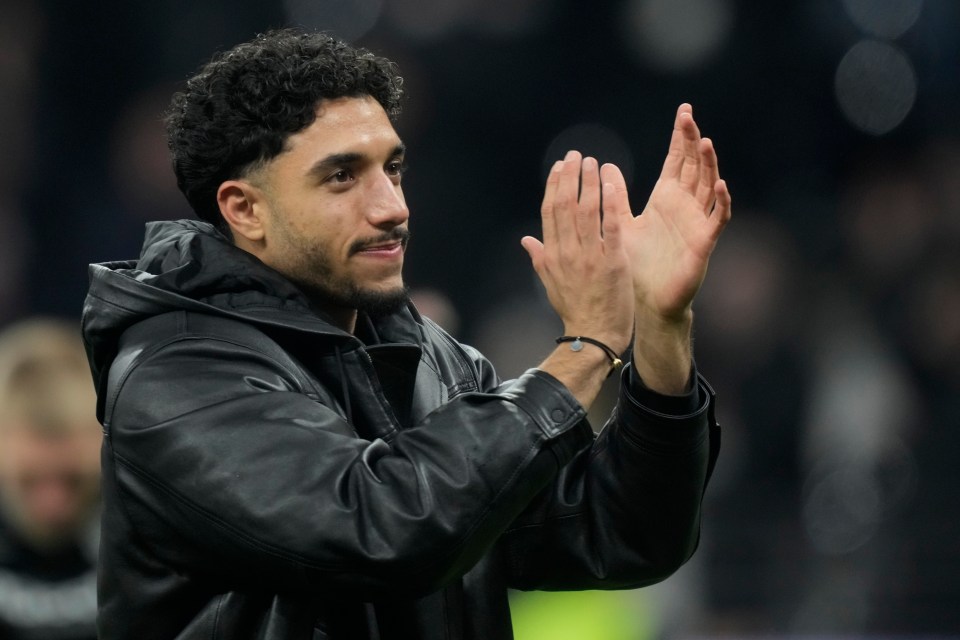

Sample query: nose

[366,171,409,229]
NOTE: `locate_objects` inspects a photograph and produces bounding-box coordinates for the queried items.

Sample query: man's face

[0,423,101,549]
[253,96,411,315]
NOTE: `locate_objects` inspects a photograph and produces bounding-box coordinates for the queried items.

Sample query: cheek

[287,200,349,240]
[79,431,103,472]
[18,439,101,512]
[302,218,352,259]
[0,431,102,482]
[0,433,28,478]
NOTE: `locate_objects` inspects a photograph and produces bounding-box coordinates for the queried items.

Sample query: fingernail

[564,150,578,161]
[583,157,597,169]
[553,160,564,172]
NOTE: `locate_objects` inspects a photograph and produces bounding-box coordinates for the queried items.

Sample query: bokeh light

[834,39,917,135]
[803,467,881,555]
[842,0,924,39]
[620,0,733,72]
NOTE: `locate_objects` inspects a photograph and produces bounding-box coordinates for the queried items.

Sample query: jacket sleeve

[497,363,721,591]
[103,314,594,599]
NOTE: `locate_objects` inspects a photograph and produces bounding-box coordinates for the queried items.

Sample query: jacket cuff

[625,362,701,416]
[617,366,713,450]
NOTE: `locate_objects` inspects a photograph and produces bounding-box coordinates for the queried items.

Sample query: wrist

[632,307,693,395]
[538,339,613,412]
[634,305,693,339]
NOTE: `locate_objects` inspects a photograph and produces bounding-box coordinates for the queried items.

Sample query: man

[0,319,101,639]
[82,28,730,639]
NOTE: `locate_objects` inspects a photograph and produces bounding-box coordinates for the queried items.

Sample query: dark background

[2,0,957,634]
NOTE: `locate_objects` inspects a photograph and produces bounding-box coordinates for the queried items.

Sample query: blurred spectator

[0,319,100,640]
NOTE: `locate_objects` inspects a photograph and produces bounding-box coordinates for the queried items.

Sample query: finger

[696,137,720,210]
[577,156,602,246]
[660,103,693,179]
[678,108,702,187]
[520,235,545,271]
[708,179,732,240]
[601,182,624,253]
[553,150,583,252]
[539,160,564,248]
[600,163,633,224]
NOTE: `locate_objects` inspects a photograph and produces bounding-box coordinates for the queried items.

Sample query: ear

[217,179,266,243]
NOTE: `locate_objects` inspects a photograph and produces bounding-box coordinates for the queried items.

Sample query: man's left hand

[601,103,732,394]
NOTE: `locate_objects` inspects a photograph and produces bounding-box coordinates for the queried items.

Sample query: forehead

[285,96,400,162]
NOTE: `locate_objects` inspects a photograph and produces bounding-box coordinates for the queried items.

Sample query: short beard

[269,216,412,319]
[300,281,411,319]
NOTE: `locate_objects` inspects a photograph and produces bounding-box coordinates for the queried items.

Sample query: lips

[359,241,403,252]
[349,228,410,256]
[353,239,405,263]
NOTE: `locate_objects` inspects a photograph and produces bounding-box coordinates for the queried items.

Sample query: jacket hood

[82,219,373,401]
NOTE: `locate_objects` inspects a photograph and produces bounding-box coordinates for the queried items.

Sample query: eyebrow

[306,143,406,179]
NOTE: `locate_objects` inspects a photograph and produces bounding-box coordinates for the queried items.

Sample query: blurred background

[1,0,958,636]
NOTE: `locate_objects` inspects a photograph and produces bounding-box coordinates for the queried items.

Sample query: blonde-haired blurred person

[0,319,99,639]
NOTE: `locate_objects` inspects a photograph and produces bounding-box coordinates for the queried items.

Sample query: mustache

[348,227,410,256]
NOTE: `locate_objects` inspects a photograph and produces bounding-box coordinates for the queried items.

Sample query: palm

[626,177,717,316]
[608,105,731,320]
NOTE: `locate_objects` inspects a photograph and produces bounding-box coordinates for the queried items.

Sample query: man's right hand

[521,150,635,409]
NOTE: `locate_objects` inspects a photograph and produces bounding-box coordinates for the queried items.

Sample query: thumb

[520,236,544,268]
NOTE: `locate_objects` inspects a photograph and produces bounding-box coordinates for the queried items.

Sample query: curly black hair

[165,28,404,232]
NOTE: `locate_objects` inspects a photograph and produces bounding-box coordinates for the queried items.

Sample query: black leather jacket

[82,220,720,639]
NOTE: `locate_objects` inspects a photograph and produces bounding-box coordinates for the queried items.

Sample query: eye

[330,169,354,184]
[386,159,408,178]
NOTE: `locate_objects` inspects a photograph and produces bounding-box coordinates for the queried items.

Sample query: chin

[304,278,410,318]
[354,284,410,318]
